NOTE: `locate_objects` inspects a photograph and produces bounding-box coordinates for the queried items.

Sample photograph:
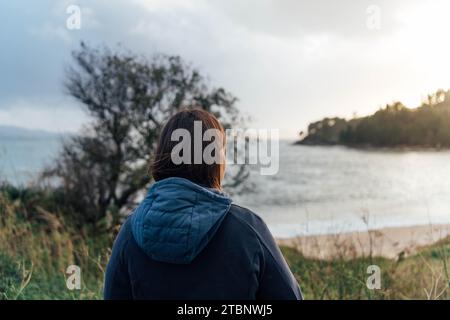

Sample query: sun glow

[393,1,450,105]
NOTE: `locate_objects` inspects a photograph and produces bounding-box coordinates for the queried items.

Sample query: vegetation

[281,237,449,300]
[0,43,251,300]
[1,188,448,300]
[1,43,449,300]
[42,43,247,232]
[298,89,450,148]
[0,185,109,299]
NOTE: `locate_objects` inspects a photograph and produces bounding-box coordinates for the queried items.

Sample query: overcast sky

[1,0,450,138]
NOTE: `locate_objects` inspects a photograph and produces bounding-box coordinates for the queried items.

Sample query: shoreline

[276,223,450,259]
[293,141,450,152]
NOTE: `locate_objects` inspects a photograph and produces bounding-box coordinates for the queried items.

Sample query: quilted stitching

[131,177,232,264]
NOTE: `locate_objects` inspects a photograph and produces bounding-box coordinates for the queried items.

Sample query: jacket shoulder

[227,204,268,236]
[112,216,134,259]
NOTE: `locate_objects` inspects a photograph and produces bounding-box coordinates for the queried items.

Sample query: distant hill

[0,126,65,139]
[297,89,450,148]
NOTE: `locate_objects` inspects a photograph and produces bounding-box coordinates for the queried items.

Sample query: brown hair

[151,108,226,189]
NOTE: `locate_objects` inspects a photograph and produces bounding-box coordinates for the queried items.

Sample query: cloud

[0,97,86,133]
[207,0,417,39]
[1,0,450,137]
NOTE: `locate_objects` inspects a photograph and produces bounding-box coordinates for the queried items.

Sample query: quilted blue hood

[131,177,232,264]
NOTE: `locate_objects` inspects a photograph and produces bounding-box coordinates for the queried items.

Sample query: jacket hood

[131,177,232,264]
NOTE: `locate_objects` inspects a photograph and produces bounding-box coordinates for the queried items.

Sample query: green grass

[281,239,449,300]
[1,191,448,300]
[0,192,108,299]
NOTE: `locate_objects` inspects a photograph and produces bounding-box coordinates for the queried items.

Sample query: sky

[1,0,450,138]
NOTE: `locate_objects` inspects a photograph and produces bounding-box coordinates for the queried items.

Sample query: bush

[0,189,111,299]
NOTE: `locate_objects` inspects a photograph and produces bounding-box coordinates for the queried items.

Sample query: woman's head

[151,108,226,189]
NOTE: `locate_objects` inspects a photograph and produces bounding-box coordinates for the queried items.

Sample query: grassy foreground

[0,192,448,300]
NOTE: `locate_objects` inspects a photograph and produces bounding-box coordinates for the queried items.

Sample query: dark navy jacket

[104,177,302,300]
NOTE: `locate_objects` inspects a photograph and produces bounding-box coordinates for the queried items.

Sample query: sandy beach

[277,223,450,260]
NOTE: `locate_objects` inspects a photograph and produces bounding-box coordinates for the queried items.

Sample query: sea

[1,135,450,238]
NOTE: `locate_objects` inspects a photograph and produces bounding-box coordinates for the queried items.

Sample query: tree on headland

[44,42,246,231]
[299,89,450,148]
